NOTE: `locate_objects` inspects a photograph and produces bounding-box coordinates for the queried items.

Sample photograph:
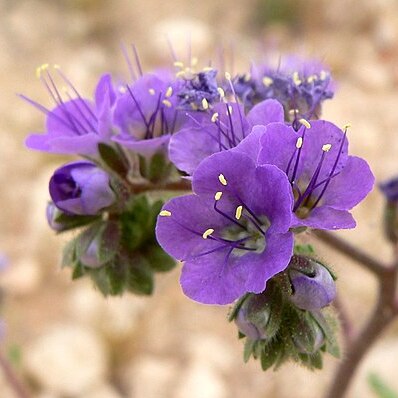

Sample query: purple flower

[25,69,117,156]
[380,177,398,202]
[169,99,284,175]
[289,260,336,310]
[176,69,220,110]
[49,161,115,215]
[156,150,294,304]
[258,121,374,230]
[232,56,334,120]
[112,72,180,156]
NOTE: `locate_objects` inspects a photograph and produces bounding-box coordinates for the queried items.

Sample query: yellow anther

[218,174,227,186]
[202,228,214,239]
[162,99,172,108]
[262,76,273,87]
[41,63,49,70]
[296,137,303,149]
[217,87,225,98]
[289,108,299,115]
[159,210,172,217]
[244,73,251,82]
[235,205,243,220]
[299,118,311,129]
[320,70,327,80]
[211,113,219,123]
[173,61,184,68]
[307,75,317,83]
[292,71,302,86]
[53,64,60,69]
[201,98,209,110]
[343,123,351,130]
[214,191,223,201]
[176,70,186,78]
[165,87,173,97]
[191,57,198,67]
[148,88,155,95]
[203,66,214,72]
[225,72,231,81]
[36,63,49,78]
[322,143,332,152]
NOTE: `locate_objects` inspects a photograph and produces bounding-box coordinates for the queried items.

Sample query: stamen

[235,205,243,220]
[214,191,223,201]
[159,210,172,217]
[296,137,303,149]
[262,76,273,87]
[320,70,327,80]
[191,57,198,67]
[343,123,351,130]
[224,72,232,81]
[202,228,214,239]
[292,71,302,86]
[322,143,332,152]
[165,87,173,98]
[173,61,184,68]
[162,99,172,108]
[148,88,155,95]
[217,87,225,98]
[218,174,228,186]
[299,118,311,129]
[176,71,185,78]
[211,113,219,123]
[307,75,317,83]
[203,66,214,72]
[202,98,209,110]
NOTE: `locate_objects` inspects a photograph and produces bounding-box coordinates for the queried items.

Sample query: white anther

[202,228,214,239]
[322,144,332,152]
[299,119,311,129]
[218,174,227,186]
[159,210,172,217]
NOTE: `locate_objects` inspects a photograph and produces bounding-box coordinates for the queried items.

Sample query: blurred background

[1,0,398,397]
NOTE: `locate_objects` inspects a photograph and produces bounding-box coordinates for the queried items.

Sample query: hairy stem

[0,350,30,398]
[313,230,389,276]
[322,233,398,398]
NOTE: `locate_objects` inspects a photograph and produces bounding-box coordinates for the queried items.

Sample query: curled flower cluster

[24,47,374,370]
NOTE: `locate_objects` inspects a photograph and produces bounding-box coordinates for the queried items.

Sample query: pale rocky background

[0,0,398,397]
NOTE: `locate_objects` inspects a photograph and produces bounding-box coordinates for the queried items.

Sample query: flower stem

[0,350,30,398]
[313,230,389,276]
[319,232,398,398]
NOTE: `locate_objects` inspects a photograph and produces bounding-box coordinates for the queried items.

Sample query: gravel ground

[0,0,398,397]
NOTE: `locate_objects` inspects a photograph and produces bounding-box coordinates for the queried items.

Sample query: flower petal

[246,99,284,127]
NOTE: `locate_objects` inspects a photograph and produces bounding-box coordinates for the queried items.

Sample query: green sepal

[98,142,129,177]
[72,261,85,280]
[139,153,172,183]
[61,237,78,267]
[312,310,340,358]
[243,339,256,363]
[294,244,315,256]
[54,211,100,232]
[260,343,280,371]
[126,256,154,295]
[143,244,176,272]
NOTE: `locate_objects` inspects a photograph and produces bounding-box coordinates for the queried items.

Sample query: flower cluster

[24,47,374,370]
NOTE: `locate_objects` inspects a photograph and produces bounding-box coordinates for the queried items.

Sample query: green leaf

[243,339,255,363]
[54,211,100,232]
[72,262,85,280]
[294,244,315,255]
[368,373,398,398]
[148,153,171,183]
[106,263,127,295]
[98,142,128,176]
[62,237,78,267]
[126,256,154,295]
[144,244,176,272]
[260,343,279,371]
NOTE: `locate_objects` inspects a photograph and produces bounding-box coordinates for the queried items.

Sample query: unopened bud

[293,312,325,354]
[289,257,336,311]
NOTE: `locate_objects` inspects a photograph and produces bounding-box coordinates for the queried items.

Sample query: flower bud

[234,293,277,341]
[289,258,336,311]
[80,239,103,268]
[293,312,325,354]
[49,161,115,216]
[46,202,66,231]
[380,177,398,243]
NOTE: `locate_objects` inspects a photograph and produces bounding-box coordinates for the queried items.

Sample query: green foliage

[61,193,175,296]
[368,373,398,398]
[98,142,129,177]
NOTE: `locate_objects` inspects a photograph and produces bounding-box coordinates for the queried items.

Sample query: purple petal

[156,194,230,261]
[291,207,356,230]
[169,126,220,174]
[321,156,374,210]
[180,231,293,305]
[232,125,267,163]
[95,73,116,109]
[246,99,284,127]
[113,134,170,157]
